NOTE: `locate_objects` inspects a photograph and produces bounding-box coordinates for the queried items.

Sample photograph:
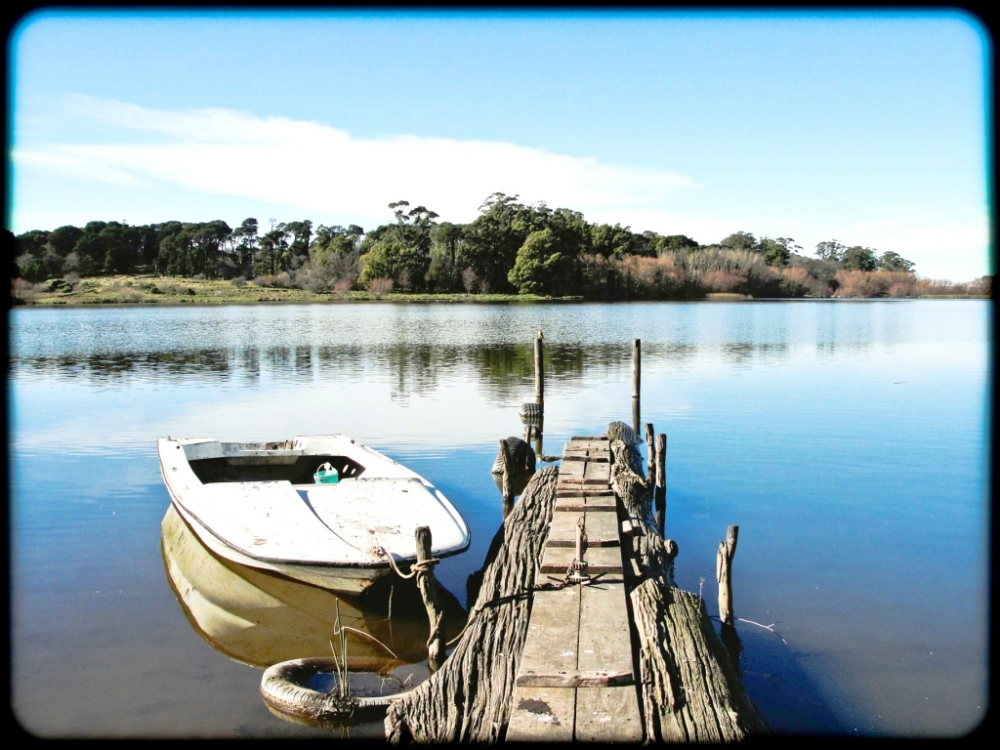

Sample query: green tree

[285,220,313,270]
[459,192,532,293]
[257,222,289,276]
[72,222,109,276]
[15,229,49,261]
[427,222,466,291]
[154,221,185,275]
[192,220,232,278]
[590,223,637,259]
[99,222,135,274]
[759,237,800,267]
[44,225,84,270]
[841,246,879,272]
[157,225,194,276]
[878,251,915,273]
[508,228,577,295]
[815,239,846,262]
[358,201,438,290]
[232,218,259,277]
[719,231,759,252]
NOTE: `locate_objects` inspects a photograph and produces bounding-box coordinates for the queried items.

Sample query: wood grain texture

[384,466,559,744]
[576,686,644,743]
[506,687,575,742]
[609,436,769,742]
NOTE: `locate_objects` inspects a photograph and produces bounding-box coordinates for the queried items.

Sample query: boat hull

[170,499,386,593]
[157,435,471,594]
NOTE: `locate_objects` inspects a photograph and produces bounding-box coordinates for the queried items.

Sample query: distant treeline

[7,193,992,299]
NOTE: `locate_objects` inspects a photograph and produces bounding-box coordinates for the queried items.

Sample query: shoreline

[10,275,990,308]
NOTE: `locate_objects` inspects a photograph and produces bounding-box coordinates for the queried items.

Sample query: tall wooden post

[716,525,739,627]
[654,433,666,537]
[631,339,640,434]
[644,423,655,480]
[415,525,446,672]
[534,333,544,408]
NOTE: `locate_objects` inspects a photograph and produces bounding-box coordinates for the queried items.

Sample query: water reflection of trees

[722,343,789,366]
[10,341,706,404]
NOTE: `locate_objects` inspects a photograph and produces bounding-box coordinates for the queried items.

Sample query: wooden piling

[644,422,655,478]
[534,333,544,408]
[631,339,641,433]
[717,525,739,627]
[654,433,667,538]
[632,339,640,400]
[414,526,445,673]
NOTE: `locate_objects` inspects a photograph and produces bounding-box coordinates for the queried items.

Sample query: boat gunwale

[157,435,472,574]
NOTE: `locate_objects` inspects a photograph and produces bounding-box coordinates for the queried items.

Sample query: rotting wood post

[415,525,446,673]
[717,525,739,627]
[645,422,655,478]
[534,333,544,409]
[632,339,641,400]
[654,433,667,538]
[631,339,641,433]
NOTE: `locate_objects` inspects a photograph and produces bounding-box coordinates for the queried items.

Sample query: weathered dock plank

[539,545,623,575]
[506,687,575,742]
[546,511,619,547]
[554,493,617,512]
[578,574,632,677]
[508,437,641,743]
[517,585,580,679]
[575,687,644,743]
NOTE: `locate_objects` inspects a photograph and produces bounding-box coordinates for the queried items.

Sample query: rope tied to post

[375,546,440,580]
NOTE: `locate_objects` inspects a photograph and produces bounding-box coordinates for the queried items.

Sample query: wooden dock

[506,437,642,743]
[383,427,768,744]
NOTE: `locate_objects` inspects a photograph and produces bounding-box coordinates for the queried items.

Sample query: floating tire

[518,402,543,425]
[260,657,407,724]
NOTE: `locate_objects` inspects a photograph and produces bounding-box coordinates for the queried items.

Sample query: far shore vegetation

[9,193,992,306]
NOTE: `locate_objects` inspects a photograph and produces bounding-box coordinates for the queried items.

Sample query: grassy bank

[11,275,565,306]
[10,274,989,307]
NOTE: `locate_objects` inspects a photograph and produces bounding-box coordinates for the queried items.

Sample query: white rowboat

[157,435,471,593]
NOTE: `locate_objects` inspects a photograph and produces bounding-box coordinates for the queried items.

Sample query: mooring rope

[376,546,439,580]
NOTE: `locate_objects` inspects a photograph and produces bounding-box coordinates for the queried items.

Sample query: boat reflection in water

[161,504,467,726]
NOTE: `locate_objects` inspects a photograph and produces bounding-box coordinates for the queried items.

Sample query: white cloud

[12,95,991,280]
[13,95,696,227]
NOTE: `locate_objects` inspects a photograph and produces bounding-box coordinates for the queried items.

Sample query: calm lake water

[8,300,990,738]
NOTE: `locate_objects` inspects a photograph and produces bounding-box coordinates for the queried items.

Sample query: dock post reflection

[720,622,744,676]
[493,437,537,520]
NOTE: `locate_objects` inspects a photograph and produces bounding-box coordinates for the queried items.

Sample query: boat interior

[189,454,366,484]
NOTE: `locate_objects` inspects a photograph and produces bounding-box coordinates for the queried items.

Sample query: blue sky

[6,9,992,280]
